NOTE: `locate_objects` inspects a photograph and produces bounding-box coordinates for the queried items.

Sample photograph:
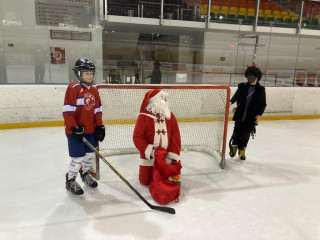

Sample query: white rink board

[0,85,320,124]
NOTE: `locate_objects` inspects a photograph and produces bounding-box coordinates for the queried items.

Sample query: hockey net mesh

[91,85,230,178]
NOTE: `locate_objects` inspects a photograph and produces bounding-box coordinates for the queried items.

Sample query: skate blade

[83,184,98,191]
[66,188,84,197]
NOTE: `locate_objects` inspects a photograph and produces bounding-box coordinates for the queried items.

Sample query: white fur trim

[153,117,168,149]
[167,152,180,161]
[160,118,168,149]
[140,158,155,166]
[138,113,157,119]
[153,122,161,147]
[145,144,154,160]
[149,90,164,102]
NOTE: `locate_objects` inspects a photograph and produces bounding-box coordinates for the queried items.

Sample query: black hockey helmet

[245,65,262,81]
[73,58,95,83]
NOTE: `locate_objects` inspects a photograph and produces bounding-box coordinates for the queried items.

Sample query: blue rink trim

[67,133,97,158]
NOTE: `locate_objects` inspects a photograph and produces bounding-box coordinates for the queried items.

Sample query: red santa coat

[133,109,181,185]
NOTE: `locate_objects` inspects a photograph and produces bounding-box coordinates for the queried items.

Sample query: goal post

[90,84,230,179]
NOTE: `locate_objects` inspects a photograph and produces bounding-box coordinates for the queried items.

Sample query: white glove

[151,148,155,159]
[166,158,172,164]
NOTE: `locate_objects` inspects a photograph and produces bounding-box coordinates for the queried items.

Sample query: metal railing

[138,1,180,20]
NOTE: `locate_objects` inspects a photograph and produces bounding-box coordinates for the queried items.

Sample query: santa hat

[140,89,162,112]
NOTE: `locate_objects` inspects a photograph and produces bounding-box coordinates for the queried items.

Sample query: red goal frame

[91,84,231,179]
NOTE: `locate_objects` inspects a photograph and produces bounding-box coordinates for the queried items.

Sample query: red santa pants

[139,165,153,186]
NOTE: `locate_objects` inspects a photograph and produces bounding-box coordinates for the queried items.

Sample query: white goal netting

[91,85,230,179]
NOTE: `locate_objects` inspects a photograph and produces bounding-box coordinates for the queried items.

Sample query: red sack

[149,147,182,205]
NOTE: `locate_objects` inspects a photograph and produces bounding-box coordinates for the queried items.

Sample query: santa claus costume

[133,89,182,204]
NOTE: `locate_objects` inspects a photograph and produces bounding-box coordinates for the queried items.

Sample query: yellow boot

[238,148,246,160]
[229,145,238,157]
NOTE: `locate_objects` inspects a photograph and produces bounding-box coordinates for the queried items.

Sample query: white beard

[146,98,171,119]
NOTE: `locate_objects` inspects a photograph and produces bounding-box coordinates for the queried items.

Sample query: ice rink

[1,119,320,240]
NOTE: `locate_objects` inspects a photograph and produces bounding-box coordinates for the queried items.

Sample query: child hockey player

[229,65,267,160]
[63,58,105,195]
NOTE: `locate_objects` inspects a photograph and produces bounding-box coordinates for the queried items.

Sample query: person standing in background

[134,63,140,84]
[33,48,45,83]
[0,48,7,83]
[229,65,267,161]
[146,61,161,84]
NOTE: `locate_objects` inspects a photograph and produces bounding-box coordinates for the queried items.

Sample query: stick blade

[150,205,176,214]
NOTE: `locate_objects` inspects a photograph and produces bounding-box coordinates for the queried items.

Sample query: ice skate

[81,171,98,188]
[66,173,84,195]
[238,148,246,160]
[229,145,238,158]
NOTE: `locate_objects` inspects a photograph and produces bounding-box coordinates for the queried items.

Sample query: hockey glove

[95,125,105,142]
[71,126,84,142]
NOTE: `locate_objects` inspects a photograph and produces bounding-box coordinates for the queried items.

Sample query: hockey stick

[82,137,176,215]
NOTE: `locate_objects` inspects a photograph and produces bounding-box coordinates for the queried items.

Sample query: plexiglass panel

[0,0,319,86]
[0,0,103,84]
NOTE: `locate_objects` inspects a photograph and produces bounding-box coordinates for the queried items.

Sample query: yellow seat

[211,5,220,11]
[221,6,229,12]
[273,10,280,16]
[219,10,227,15]
[265,14,274,21]
[288,11,296,17]
[274,15,282,21]
[264,10,271,15]
[248,8,255,14]
[200,8,207,15]
[283,16,292,23]
[210,8,218,15]
[228,11,237,18]
[281,11,288,16]
[200,5,208,15]
[239,8,246,13]
[210,9,218,17]
[283,16,290,21]
[230,7,237,12]
[239,10,246,16]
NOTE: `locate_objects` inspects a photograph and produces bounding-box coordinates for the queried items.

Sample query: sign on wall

[50,47,65,64]
[35,0,95,28]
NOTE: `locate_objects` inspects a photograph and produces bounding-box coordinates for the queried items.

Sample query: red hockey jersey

[62,82,103,135]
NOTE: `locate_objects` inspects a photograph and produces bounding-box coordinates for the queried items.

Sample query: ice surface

[0,120,320,240]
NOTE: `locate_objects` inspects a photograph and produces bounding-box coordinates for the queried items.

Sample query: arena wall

[0,85,319,129]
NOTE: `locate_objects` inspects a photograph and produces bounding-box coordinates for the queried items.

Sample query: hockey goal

[91,85,230,179]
